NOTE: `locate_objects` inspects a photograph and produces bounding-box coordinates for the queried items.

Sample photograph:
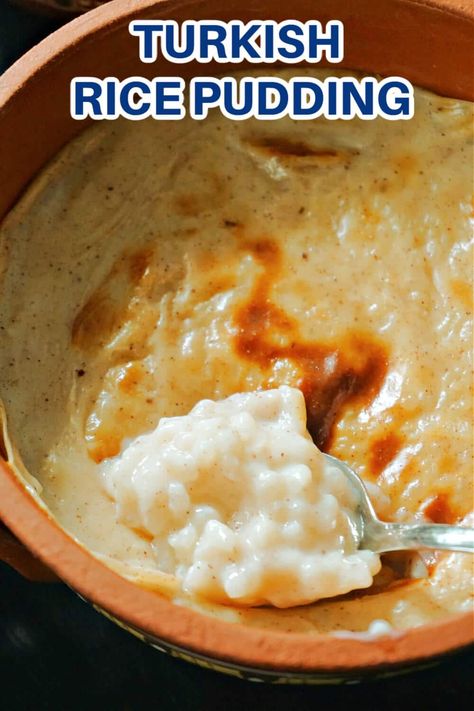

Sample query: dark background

[0,2,472,708]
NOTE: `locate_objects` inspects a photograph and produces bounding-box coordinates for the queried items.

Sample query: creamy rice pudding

[0,69,472,633]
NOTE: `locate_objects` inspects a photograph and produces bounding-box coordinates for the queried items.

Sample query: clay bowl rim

[0,0,473,674]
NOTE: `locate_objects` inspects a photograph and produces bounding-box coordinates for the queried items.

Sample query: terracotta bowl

[0,0,472,683]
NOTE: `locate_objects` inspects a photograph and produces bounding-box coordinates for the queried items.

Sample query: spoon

[324,454,474,554]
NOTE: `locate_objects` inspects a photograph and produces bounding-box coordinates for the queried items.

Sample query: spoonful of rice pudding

[99,386,474,608]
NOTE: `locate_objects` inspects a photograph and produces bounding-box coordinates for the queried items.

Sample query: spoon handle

[364,521,474,554]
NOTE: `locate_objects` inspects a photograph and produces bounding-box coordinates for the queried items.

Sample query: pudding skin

[0,69,472,634]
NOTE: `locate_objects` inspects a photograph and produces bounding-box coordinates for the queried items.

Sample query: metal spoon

[324,453,474,554]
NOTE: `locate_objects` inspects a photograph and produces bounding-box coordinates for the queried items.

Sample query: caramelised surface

[232,238,389,453]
